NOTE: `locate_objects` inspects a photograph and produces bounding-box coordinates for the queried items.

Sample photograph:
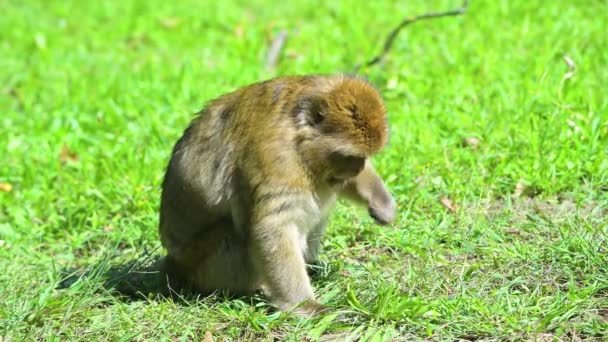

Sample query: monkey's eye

[309,110,324,125]
[295,95,327,127]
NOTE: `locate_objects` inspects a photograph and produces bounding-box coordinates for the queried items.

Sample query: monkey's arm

[340,161,396,225]
[249,190,327,316]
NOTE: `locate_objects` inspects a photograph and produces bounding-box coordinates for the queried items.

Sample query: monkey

[159,74,396,316]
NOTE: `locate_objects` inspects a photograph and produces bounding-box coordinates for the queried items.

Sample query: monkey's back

[159,75,340,253]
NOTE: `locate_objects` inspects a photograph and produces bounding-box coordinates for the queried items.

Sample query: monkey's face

[322,81,387,183]
[296,137,363,185]
[301,113,381,186]
[326,151,366,184]
[295,76,388,185]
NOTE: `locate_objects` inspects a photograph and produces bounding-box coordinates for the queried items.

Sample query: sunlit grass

[1,0,607,340]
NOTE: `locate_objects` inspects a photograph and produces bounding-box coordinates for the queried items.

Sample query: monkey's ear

[295,95,327,126]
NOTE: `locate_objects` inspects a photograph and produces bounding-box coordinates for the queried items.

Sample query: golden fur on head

[322,77,388,155]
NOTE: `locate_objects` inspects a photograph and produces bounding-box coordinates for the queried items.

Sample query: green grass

[1,0,607,340]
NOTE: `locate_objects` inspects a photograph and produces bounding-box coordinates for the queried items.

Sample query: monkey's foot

[290,300,332,318]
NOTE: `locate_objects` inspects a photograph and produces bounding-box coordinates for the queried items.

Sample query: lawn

[1,0,607,340]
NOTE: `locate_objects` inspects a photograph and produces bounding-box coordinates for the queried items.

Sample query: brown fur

[159,74,396,316]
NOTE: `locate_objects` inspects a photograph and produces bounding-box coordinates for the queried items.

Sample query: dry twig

[355,0,470,71]
[440,196,459,213]
[265,30,288,71]
[558,55,576,97]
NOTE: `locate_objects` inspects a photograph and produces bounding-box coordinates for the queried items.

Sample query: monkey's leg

[304,222,327,278]
[251,222,326,315]
[305,220,327,265]
[168,221,260,295]
[194,237,260,295]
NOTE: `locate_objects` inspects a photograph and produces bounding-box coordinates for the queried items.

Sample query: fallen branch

[355,0,470,71]
[558,55,576,98]
[265,30,289,71]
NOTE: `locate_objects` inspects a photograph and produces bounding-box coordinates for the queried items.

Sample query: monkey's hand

[292,300,333,317]
[340,161,397,225]
[368,192,396,225]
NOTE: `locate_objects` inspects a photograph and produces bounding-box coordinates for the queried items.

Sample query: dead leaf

[462,137,480,149]
[285,51,301,59]
[319,332,351,341]
[159,17,180,29]
[103,225,114,232]
[513,181,526,198]
[59,144,79,163]
[506,227,521,235]
[35,33,47,50]
[562,55,576,81]
[5,86,19,99]
[202,331,214,342]
[125,33,150,49]
[339,269,351,277]
[414,176,426,185]
[234,24,244,38]
[265,30,288,71]
[0,183,13,192]
[439,196,459,213]
[535,333,556,342]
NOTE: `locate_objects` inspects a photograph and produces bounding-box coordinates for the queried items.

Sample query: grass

[1,0,607,340]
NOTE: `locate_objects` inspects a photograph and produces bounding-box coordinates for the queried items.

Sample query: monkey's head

[295,77,388,184]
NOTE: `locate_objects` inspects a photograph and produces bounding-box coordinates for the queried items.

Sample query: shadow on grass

[56,250,267,309]
[55,249,333,307]
[56,250,191,303]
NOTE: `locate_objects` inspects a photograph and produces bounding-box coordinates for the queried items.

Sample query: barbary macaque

[159,74,396,316]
